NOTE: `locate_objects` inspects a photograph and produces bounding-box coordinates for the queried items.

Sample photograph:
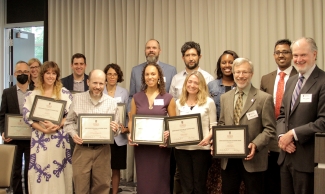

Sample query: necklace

[146,89,159,110]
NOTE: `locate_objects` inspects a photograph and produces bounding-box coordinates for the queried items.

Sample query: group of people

[0,36,323,194]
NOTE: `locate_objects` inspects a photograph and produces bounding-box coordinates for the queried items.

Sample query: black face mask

[17,74,29,84]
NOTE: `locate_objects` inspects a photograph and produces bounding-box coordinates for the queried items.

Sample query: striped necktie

[291,76,304,111]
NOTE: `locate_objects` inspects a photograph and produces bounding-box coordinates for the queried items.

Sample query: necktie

[234,91,244,125]
[291,76,305,111]
[275,72,286,118]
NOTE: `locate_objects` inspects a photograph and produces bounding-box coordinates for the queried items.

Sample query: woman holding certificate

[128,62,176,194]
[23,61,72,194]
[174,71,216,194]
[103,63,129,194]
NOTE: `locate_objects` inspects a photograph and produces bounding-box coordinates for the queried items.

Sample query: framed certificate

[131,115,165,145]
[78,114,115,144]
[29,95,67,125]
[212,125,248,158]
[69,90,82,94]
[117,103,126,125]
[164,113,203,147]
[4,114,32,140]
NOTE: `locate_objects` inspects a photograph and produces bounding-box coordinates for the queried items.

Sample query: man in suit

[61,53,89,155]
[128,39,176,108]
[277,37,325,194]
[61,53,89,92]
[0,61,31,194]
[219,58,276,194]
[260,39,297,194]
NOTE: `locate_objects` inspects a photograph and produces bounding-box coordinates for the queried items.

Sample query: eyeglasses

[16,70,30,75]
[274,51,291,56]
[107,73,118,77]
[30,66,40,70]
[234,71,251,76]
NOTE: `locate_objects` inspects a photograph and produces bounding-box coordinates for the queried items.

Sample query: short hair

[291,37,318,52]
[103,63,124,83]
[38,61,63,100]
[232,58,254,73]
[27,58,42,67]
[71,53,86,64]
[141,62,166,95]
[145,39,160,49]
[179,71,208,106]
[181,41,201,57]
[274,39,292,51]
[15,60,28,66]
[215,50,239,79]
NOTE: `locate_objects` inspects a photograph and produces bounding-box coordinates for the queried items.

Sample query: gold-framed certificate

[131,115,165,145]
[164,113,203,147]
[4,114,32,140]
[78,114,115,144]
[212,125,248,158]
[117,103,126,125]
[29,95,67,125]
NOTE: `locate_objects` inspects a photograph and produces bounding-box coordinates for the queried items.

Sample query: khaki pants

[72,144,111,194]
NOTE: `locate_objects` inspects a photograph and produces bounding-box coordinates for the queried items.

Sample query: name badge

[114,97,122,103]
[163,77,166,82]
[300,94,312,103]
[154,99,164,105]
[246,110,258,120]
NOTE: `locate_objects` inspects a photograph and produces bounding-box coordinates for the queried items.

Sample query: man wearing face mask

[0,61,32,194]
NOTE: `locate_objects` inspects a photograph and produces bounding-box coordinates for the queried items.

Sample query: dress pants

[280,156,314,194]
[174,149,211,194]
[221,158,265,194]
[265,151,280,194]
[72,144,111,194]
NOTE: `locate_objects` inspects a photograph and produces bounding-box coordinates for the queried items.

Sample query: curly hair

[181,41,201,57]
[37,61,63,100]
[103,63,124,83]
[179,71,208,106]
[215,50,239,79]
[141,63,166,95]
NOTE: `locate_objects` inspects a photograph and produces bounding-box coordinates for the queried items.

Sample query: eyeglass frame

[106,73,118,77]
[30,65,40,70]
[15,70,30,75]
[233,71,252,76]
[274,51,292,56]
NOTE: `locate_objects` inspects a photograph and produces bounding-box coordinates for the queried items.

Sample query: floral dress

[23,88,73,194]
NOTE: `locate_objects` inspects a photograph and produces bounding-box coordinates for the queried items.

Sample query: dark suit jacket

[260,67,298,152]
[219,85,276,172]
[61,73,89,91]
[277,65,325,172]
[0,85,30,144]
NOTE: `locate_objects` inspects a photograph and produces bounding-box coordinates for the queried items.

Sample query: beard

[146,55,158,63]
[185,62,199,70]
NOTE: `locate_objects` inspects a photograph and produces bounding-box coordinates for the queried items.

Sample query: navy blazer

[61,74,89,91]
[128,61,176,110]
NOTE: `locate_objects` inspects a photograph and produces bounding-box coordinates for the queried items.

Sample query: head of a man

[15,61,30,85]
[28,58,42,80]
[71,53,87,78]
[291,37,317,74]
[232,58,254,90]
[145,39,161,63]
[87,69,106,99]
[181,41,202,71]
[273,39,293,71]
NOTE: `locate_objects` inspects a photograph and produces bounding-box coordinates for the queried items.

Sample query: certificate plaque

[131,115,165,145]
[117,103,126,125]
[4,114,32,140]
[212,125,248,158]
[165,113,203,147]
[78,114,115,144]
[29,95,67,125]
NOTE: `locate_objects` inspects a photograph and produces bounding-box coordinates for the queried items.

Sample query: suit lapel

[240,86,257,119]
[226,90,236,123]
[9,86,20,113]
[269,71,276,95]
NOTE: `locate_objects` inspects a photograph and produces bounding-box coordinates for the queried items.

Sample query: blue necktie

[291,76,304,111]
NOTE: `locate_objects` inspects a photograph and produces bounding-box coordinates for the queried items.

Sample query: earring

[158,79,160,84]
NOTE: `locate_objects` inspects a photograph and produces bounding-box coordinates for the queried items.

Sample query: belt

[80,144,106,147]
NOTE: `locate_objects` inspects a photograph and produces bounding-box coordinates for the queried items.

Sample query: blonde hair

[36,61,62,100]
[27,58,42,66]
[179,71,208,106]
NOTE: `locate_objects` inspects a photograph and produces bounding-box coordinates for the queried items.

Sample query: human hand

[110,121,119,133]
[73,134,83,145]
[128,134,138,146]
[198,136,211,146]
[2,132,12,143]
[278,130,294,150]
[245,143,256,160]
[285,142,296,153]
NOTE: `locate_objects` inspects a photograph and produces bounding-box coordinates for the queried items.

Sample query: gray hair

[291,37,318,52]
[232,58,254,73]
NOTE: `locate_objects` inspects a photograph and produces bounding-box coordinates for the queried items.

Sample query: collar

[235,84,251,96]
[276,66,293,76]
[298,64,316,80]
[182,67,202,76]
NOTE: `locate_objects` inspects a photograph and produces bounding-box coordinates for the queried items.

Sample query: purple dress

[133,91,172,194]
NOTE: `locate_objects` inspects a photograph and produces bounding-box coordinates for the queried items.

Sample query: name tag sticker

[246,110,258,120]
[163,77,166,82]
[114,97,122,103]
[300,94,312,103]
[154,99,164,105]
